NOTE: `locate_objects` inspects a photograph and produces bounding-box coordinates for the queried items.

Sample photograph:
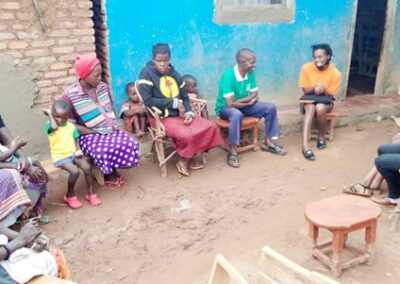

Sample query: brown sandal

[342,183,374,197]
[189,160,204,170]
[176,162,190,176]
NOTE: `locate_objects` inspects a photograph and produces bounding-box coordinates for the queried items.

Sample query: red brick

[0,2,21,10]
[58,38,79,45]
[50,62,72,70]
[75,44,94,52]
[72,29,94,36]
[32,56,57,65]
[77,1,93,9]
[2,51,23,58]
[44,71,67,79]
[72,10,93,17]
[80,35,95,43]
[8,41,29,49]
[58,21,77,28]
[25,49,49,57]
[0,43,7,50]
[48,29,71,38]
[52,46,74,54]
[39,86,59,95]
[18,32,40,39]
[0,32,15,40]
[36,80,52,88]
[0,12,14,20]
[31,39,56,48]
[54,76,76,86]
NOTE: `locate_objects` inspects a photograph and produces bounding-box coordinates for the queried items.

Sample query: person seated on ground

[44,100,100,209]
[215,48,287,168]
[298,43,342,161]
[344,133,400,196]
[119,82,148,138]
[137,43,222,177]
[182,74,209,119]
[0,115,48,224]
[0,221,72,283]
[62,54,140,188]
[369,143,400,206]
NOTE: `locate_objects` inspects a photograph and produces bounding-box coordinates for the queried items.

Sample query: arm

[61,96,97,135]
[43,109,58,131]
[0,126,29,172]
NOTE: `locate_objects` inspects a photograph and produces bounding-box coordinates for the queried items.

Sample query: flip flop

[342,183,373,197]
[317,139,327,150]
[261,144,287,156]
[85,194,101,206]
[176,162,190,176]
[189,160,205,170]
[227,152,240,168]
[371,196,398,206]
[303,149,315,161]
[63,195,83,209]
[104,179,121,189]
[117,175,127,187]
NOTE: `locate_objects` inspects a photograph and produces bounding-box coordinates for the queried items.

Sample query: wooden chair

[215,117,260,153]
[136,81,209,177]
[304,194,381,277]
[299,100,340,141]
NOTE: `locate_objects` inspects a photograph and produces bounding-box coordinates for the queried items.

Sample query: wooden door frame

[374,0,397,95]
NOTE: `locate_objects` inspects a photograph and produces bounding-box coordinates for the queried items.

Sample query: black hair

[182,74,197,84]
[125,82,136,94]
[53,99,70,113]
[236,48,254,63]
[152,43,170,58]
[311,43,333,63]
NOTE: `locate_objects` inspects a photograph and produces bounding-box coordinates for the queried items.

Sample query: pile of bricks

[0,0,96,107]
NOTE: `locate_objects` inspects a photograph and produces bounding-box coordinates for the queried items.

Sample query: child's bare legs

[74,157,94,195]
[315,104,328,140]
[139,115,147,135]
[133,115,145,137]
[59,161,80,197]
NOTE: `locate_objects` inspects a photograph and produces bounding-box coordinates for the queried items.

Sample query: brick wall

[0,0,96,107]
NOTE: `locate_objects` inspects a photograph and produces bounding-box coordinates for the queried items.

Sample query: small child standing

[44,99,101,209]
[119,82,147,137]
[182,74,209,119]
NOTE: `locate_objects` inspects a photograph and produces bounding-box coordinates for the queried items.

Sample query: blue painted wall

[106,0,356,113]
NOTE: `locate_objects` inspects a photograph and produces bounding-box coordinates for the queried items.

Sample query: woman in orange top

[298,43,341,160]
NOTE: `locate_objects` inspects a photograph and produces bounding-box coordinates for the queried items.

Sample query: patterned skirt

[151,116,222,158]
[79,129,140,175]
[0,169,31,222]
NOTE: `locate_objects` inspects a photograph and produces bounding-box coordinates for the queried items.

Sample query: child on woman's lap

[44,99,101,209]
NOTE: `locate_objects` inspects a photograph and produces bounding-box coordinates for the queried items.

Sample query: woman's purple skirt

[79,129,139,175]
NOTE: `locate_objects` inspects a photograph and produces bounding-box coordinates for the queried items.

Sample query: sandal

[261,144,287,156]
[85,194,101,206]
[189,160,205,170]
[63,195,83,209]
[317,139,327,150]
[104,179,121,189]
[227,152,240,168]
[342,183,373,197]
[176,162,190,176]
[117,175,127,187]
[303,149,315,161]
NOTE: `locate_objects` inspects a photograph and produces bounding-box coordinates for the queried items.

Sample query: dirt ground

[41,119,400,284]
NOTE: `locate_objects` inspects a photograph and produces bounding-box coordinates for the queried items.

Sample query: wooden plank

[208,254,248,284]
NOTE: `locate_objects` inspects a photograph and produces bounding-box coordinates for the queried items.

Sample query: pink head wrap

[74,54,101,79]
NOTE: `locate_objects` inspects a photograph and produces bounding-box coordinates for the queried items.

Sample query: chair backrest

[190,97,208,117]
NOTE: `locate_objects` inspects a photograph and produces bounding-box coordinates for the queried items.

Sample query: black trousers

[375,143,400,199]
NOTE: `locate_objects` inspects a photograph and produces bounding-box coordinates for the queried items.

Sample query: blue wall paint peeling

[106,0,355,112]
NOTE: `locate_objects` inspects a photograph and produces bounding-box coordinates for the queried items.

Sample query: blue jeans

[220,102,280,146]
[375,143,400,199]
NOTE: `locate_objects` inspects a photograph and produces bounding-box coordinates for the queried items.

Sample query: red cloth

[75,54,100,79]
[122,101,147,133]
[150,116,222,158]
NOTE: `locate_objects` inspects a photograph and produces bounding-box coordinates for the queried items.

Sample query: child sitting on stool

[44,99,101,209]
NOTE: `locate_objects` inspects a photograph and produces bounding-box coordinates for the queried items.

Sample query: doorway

[347,0,388,97]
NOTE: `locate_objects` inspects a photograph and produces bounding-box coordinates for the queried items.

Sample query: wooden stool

[215,117,259,153]
[304,195,381,277]
[299,100,340,141]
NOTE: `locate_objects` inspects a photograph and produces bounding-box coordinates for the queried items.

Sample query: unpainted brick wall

[0,0,96,107]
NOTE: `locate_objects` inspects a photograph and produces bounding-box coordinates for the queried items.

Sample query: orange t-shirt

[298,62,342,96]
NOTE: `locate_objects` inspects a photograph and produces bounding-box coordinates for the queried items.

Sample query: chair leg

[252,124,259,151]
[155,141,167,177]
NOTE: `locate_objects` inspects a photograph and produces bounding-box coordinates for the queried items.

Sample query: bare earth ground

[42,119,400,284]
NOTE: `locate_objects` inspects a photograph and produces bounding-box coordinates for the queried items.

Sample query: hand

[314,84,326,95]
[248,97,257,106]
[10,136,28,151]
[27,166,46,183]
[183,114,194,126]
[43,109,51,116]
[178,101,185,117]
[15,222,41,247]
[75,149,84,158]
[137,108,147,115]
[30,234,49,253]
[17,156,30,173]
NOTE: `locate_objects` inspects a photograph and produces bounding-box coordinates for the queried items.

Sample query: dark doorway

[347,0,388,97]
